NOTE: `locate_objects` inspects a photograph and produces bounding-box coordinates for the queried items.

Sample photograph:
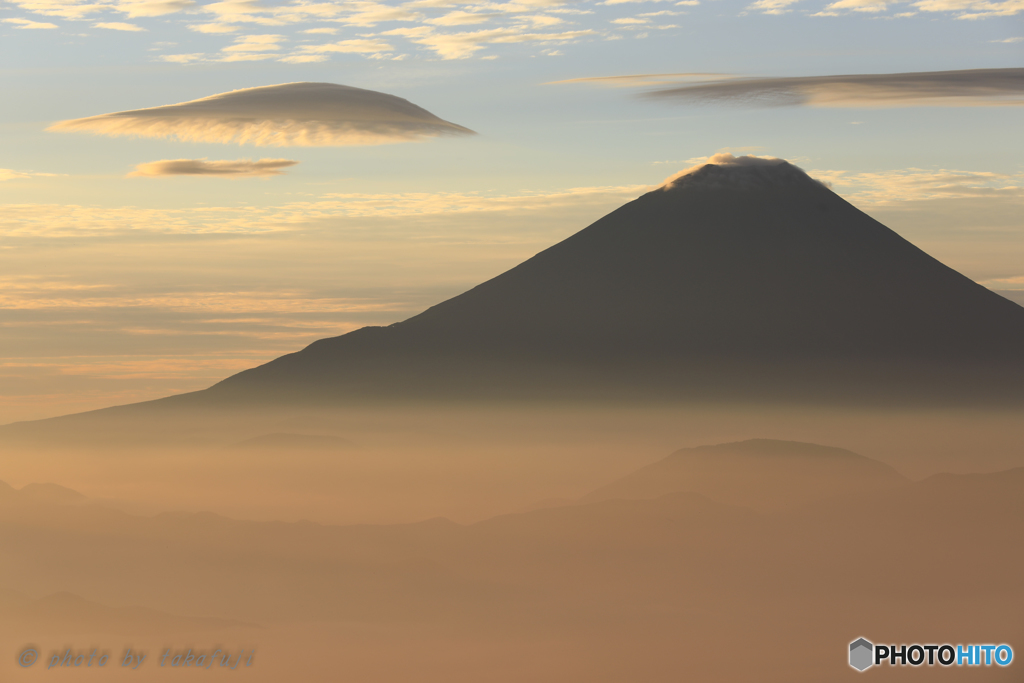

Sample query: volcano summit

[166,153,1020,409]
[29,155,1024,415]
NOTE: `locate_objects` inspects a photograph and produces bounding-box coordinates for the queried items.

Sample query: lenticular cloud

[49,82,477,147]
[645,69,1024,108]
[128,158,299,177]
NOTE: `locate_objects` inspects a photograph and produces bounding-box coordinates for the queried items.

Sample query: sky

[0,0,1022,423]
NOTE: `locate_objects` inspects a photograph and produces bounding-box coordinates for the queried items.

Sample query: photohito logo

[849,638,1013,672]
[850,639,873,671]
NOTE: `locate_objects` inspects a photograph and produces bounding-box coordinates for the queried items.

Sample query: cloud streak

[0,168,59,181]
[0,184,647,236]
[9,0,191,19]
[2,17,59,28]
[809,167,1024,203]
[128,158,299,177]
[547,72,734,87]
[407,27,595,59]
[912,0,1023,18]
[49,82,476,146]
[94,21,146,30]
[644,68,1024,108]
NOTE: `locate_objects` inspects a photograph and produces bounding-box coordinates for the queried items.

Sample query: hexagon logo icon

[850,638,874,671]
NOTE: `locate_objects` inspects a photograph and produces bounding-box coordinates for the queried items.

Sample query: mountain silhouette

[11,155,1024,424]
[183,155,1022,407]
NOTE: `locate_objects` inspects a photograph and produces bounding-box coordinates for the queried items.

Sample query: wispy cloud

[426,10,500,25]
[819,0,891,11]
[4,0,603,60]
[188,22,239,32]
[222,32,284,52]
[0,282,400,313]
[117,0,192,16]
[2,17,58,28]
[93,21,146,30]
[9,0,191,19]
[746,0,802,14]
[128,158,299,177]
[316,184,650,216]
[407,27,594,58]
[294,38,396,55]
[547,72,734,87]
[601,0,679,4]
[159,52,205,62]
[0,168,59,181]
[49,82,476,147]
[333,0,422,26]
[810,167,1024,202]
[980,275,1024,290]
[0,184,647,236]
[5,0,1016,63]
[912,0,1024,18]
[644,68,1024,107]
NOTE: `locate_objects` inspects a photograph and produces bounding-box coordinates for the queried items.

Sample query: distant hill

[0,461,1020,623]
[579,439,908,511]
[2,461,1020,681]
[0,480,85,505]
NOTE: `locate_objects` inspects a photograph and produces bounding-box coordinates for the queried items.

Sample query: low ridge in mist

[1,444,1020,681]
[580,438,908,511]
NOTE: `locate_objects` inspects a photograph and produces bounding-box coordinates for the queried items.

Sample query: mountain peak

[11,152,1024,418]
[660,153,821,192]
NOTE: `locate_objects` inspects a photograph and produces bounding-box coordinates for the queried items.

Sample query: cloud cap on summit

[49,82,477,147]
[659,153,805,189]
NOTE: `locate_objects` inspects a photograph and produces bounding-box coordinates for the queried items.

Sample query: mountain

[8,155,1024,428]
[188,156,1024,408]
[578,439,908,511]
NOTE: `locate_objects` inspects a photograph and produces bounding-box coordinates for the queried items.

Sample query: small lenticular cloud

[50,82,477,147]
[128,158,299,177]
[2,17,59,28]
